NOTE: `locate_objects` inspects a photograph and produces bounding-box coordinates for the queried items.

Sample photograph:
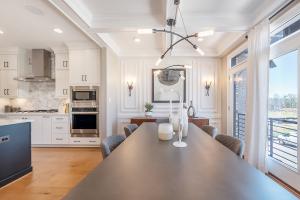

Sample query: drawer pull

[56,127,63,129]
[56,138,63,141]
[89,140,96,143]
[73,140,80,143]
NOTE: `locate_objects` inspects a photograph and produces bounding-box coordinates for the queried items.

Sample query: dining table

[63,122,297,200]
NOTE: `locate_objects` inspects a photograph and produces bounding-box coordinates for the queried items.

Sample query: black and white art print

[152,69,186,103]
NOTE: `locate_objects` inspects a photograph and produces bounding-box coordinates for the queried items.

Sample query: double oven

[70,86,99,137]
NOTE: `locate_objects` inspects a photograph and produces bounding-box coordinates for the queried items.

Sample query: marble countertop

[0,119,33,126]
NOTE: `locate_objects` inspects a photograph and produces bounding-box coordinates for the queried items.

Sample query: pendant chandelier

[137,0,214,66]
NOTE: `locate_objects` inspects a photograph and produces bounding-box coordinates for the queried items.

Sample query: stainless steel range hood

[15,49,54,82]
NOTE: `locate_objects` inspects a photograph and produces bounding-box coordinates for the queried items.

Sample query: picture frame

[152,68,186,103]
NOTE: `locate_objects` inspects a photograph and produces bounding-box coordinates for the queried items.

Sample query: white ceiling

[58,0,288,57]
[0,0,92,49]
[0,0,289,56]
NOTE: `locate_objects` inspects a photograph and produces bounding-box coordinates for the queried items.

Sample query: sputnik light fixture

[137,0,214,66]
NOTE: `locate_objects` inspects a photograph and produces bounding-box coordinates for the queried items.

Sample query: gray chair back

[101,135,126,159]
[215,134,244,158]
[201,125,218,138]
[124,124,139,137]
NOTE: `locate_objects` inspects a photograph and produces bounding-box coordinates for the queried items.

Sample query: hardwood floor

[0,148,102,200]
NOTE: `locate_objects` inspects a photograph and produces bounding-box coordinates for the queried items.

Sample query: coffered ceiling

[51,0,288,56]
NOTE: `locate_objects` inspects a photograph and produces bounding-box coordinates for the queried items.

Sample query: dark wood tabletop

[63,123,297,200]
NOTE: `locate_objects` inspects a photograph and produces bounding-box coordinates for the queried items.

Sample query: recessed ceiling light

[53,28,63,34]
[133,37,141,43]
[198,38,204,42]
[0,30,4,35]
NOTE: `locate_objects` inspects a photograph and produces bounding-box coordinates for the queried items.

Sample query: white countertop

[0,119,33,126]
[0,112,69,116]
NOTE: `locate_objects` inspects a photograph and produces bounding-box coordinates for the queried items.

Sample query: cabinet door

[69,49,100,85]
[0,54,17,70]
[13,115,42,145]
[41,116,52,144]
[83,49,100,85]
[55,70,69,98]
[0,70,18,98]
[55,53,69,70]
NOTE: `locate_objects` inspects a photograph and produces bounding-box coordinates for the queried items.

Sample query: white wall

[101,47,119,138]
[117,56,222,135]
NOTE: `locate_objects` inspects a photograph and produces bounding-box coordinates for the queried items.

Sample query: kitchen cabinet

[0,69,18,98]
[52,116,69,145]
[69,49,100,86]
[55,70,69,98]
[0,54,18,70]
[0,122,32,187]
[55,53,69,70]
[42,116,52,144]
[69,137,100,145]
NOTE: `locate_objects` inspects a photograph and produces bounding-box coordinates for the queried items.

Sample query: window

[268,50,298,170]
[231,49,248,68]
[233,69,247,141]
[271,18,300,44]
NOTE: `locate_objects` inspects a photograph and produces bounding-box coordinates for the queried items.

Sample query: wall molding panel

[117,57,222,134]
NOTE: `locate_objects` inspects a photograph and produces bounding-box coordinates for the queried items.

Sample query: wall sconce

[127,81,134,96]
[204,81,212,96]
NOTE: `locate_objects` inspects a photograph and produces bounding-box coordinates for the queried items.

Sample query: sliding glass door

[268,31,300,190]
[233,69,247,141]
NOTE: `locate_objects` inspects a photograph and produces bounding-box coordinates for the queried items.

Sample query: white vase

[182,108,189,137]
[145,111,152,117]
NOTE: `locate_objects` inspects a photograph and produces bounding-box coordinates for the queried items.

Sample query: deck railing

[235,112,298,169]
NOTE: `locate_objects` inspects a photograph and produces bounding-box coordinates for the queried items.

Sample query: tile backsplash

[1,82,67,112]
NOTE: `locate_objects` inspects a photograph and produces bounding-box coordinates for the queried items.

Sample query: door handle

[85,75,87,82]
[81,75,84,82]
[7,89,9,96]
[3,89,6,95]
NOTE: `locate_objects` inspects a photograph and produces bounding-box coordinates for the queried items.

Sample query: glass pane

[233,69,247,141]
[268,50,298,170]
[271,19,300,44]
[231,49,248,67]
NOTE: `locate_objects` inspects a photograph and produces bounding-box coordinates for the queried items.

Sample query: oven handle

[71,112,99,114]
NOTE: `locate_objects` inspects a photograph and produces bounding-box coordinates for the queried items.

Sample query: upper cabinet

[55,53,69,70]
[0,54,18,70]
[69,48,100,86]
[0,48,28,98]
[54,52,69,98]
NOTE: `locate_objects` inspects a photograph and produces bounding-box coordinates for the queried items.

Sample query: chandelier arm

[153,29,197,47]
[161,35,196,58]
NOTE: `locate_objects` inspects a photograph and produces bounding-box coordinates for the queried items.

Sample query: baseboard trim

[267,172,300,198]
[0,166,33,188]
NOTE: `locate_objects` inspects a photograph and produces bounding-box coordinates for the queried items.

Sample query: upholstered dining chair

[201,125,218,138]
[214,134,244,158]
[124,124,139,137]
[100,135,126,159]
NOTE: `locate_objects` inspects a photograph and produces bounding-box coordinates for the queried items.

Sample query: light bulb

[197,30,214,37]
[155,58,162,66]
[184,65,192,69]
[154,70,162,76]
[195,47,205,56]
[137,29,153,34]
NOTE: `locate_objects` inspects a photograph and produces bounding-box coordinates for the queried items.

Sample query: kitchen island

[0,119,32,187]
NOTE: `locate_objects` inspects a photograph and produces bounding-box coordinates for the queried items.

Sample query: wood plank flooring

[0,148,298,200]
[0,148,102,200]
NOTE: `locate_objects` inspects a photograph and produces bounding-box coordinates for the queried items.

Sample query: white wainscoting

[117,57,222,135]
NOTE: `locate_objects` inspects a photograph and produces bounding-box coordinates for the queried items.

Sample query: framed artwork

[152,69,186,103]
